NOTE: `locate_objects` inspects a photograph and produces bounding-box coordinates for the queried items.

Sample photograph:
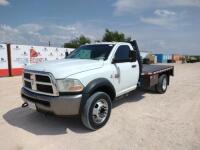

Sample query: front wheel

[81,92,112,130]
[155,74,168,94]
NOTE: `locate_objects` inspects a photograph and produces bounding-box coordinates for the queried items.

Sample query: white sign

[11,44,74,68]
[11,44,29,68]
[0,44,74,76]
[0,44,8,70]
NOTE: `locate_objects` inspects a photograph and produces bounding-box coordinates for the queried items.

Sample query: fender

[79,78,116,113]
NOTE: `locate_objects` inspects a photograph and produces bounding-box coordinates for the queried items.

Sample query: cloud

[154,9,176,17]
[140,9,179,28]
[0,24,18,33]
[0,22,199,55]
[113,0,200,15]
[141,17,174,27]
[0,0,9,6]
[0,23,103,46]
[17,24,43,33]
[172,0,200,7]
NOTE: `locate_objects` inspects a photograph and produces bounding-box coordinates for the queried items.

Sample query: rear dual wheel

[156,74,168,94]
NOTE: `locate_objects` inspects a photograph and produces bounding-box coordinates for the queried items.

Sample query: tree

[64,35,91,48]
[102,29,131,42]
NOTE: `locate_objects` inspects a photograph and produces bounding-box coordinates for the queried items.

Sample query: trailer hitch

[22,102,28,108]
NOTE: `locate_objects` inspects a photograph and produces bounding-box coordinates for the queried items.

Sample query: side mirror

[65,52,69,58]
[129,50,137,62]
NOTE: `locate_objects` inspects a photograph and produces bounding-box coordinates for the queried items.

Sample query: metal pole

[6,43,12,76]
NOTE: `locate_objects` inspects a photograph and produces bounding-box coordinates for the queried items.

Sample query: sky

[0,0,200,55]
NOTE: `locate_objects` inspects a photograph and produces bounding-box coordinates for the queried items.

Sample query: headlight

[56,79,84,92]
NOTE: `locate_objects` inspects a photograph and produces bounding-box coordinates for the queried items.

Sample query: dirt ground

[0,63,200,150]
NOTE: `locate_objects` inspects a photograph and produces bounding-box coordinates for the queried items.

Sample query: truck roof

[86,42,129,45]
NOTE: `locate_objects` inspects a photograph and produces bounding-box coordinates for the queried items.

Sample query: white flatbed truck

[21,40,174,130]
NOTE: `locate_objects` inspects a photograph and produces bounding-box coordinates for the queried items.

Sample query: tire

[81,92,112,130]
[155,74,168,94]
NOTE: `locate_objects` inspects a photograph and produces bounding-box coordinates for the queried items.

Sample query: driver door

[112,45,139,96]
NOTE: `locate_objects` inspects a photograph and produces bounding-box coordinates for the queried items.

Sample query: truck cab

[21,41,174,130]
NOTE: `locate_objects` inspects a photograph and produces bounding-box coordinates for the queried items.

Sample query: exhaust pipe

[22,102,28,108]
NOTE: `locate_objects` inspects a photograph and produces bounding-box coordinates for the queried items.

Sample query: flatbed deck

[140,64,174,88]
[142,64,174,76]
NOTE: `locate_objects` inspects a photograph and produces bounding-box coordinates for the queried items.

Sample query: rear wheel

[81,92,112,130]
[156,74,168,94]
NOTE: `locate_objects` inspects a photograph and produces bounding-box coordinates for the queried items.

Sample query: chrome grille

[23,71,59,96]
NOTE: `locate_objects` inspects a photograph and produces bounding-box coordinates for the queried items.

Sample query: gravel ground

[0,63,200,150]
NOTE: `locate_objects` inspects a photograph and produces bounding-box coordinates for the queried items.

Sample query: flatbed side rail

[141,66,174,76]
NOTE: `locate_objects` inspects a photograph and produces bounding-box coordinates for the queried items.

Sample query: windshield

[67,44,114,60]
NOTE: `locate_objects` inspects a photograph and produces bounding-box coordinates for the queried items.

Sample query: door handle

[132,65,136,68]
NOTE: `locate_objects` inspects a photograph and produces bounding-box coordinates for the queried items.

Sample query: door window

[115,45,130,60]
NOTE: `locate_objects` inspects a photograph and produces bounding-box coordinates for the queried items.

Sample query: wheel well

[90,85,116,101]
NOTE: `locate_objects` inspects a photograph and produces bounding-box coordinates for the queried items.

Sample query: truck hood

[25,59,104,79]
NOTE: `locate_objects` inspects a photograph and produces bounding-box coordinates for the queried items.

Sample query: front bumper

[21,87,82,115]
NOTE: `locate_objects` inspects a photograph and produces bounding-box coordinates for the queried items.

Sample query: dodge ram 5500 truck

[21,40,174,130]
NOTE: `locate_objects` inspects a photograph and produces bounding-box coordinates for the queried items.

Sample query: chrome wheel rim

[162,78,167,90]
[92,99,108,124]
